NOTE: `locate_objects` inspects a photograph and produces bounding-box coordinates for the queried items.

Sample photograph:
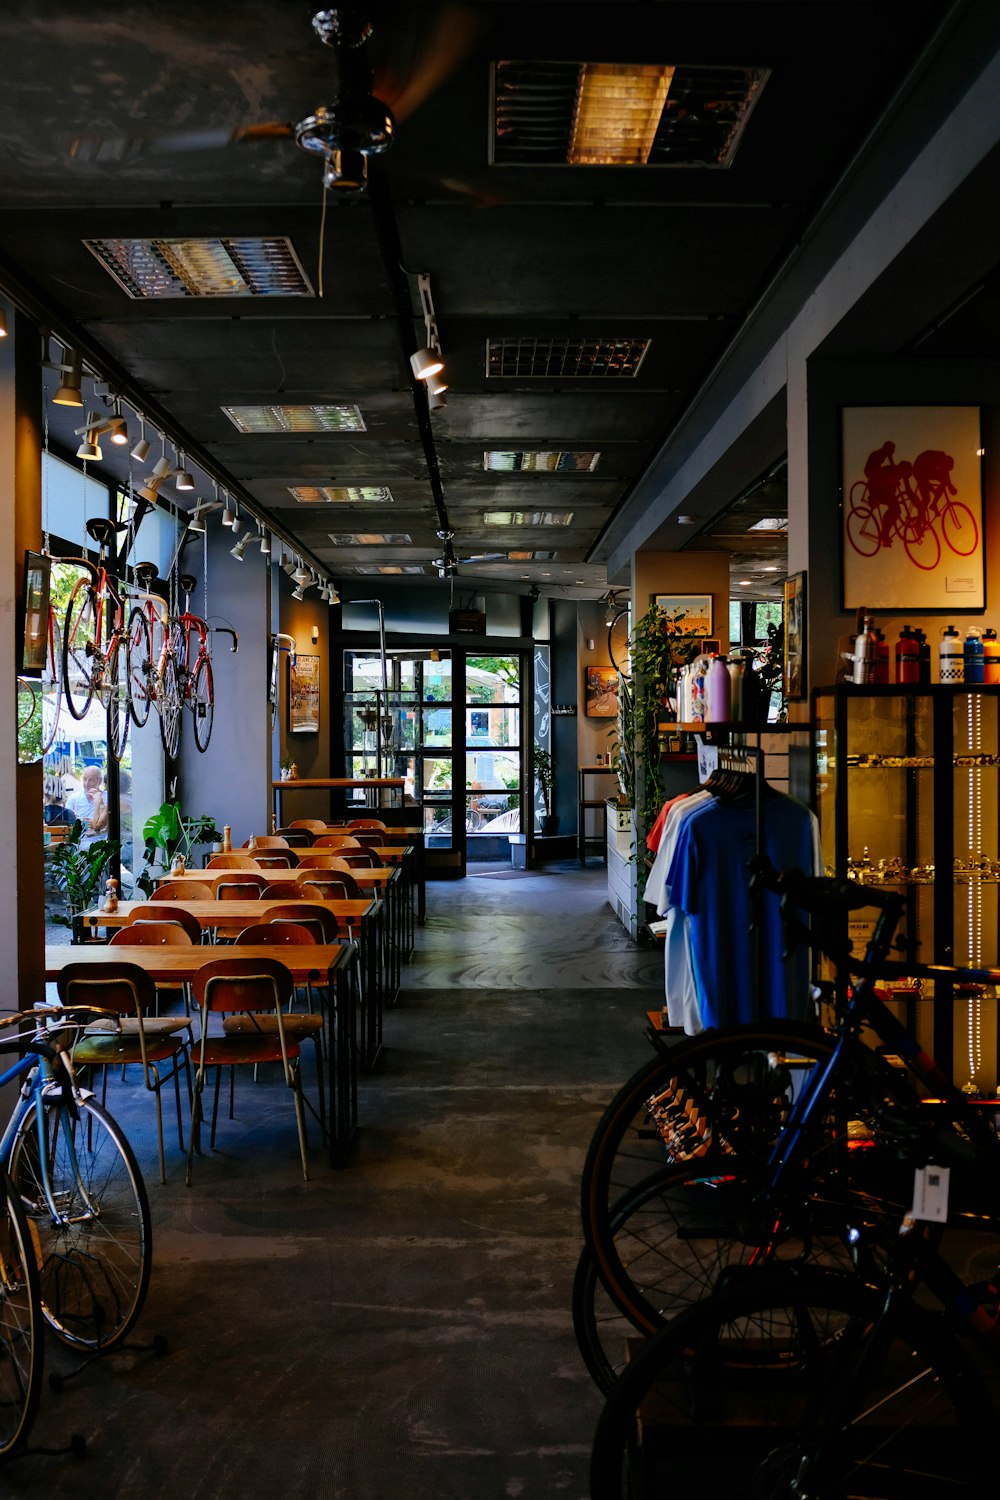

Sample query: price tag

[910,1164,950,1223]
[697,740,719,784]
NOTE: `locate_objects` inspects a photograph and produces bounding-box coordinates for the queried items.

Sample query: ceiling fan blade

[370,3,486,123]
[68,120,293,165]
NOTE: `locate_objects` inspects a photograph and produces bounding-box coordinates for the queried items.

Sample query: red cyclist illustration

[846,440,977,570]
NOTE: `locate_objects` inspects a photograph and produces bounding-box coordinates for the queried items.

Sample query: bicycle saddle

[85,516,127,546]
[179,573,197,594]
[134,561,160,585]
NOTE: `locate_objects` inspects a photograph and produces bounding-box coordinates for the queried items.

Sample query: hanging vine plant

[627,603,704,837]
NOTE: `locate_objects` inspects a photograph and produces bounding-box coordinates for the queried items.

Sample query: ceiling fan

[67,4,482,193]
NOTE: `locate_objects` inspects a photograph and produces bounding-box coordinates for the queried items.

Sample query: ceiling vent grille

[486,337,650,378]
[327,533,413,545]
[84,237,313,298]
[483,451,598,472]
[492,61,769,167]
[222,405,365,433]
[289,486,394,503]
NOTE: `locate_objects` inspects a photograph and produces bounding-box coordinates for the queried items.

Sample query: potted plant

[135,798,220,896]
[44,821,119,929]
[532,745,559,836]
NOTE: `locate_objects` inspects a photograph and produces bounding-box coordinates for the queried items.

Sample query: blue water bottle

[964,626,984,684]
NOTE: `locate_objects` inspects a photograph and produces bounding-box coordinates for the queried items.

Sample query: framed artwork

[585,665,619,718]
[289,653,320,733]
[700,637,721,656]
[652,593,713,637]
[783,571,807,701]
[841,405,983,609]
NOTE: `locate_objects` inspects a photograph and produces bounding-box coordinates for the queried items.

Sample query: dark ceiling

[0,0,961,606]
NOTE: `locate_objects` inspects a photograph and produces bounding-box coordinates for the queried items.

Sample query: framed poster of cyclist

[841,405,983,609]
[289,653,320,733]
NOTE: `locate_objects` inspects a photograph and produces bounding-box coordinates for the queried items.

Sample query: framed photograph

[19,550,51,674]
[652,593,713,637]
[841,405,983,609]
[289,653,320,733]
[585,665,619,718]
[783,571,807,701]
[700,637,721,656]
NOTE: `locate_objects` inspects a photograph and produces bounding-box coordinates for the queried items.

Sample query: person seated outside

[65,765,110,849]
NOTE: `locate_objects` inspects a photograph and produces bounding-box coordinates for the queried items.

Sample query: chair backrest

[300,873,363,900]
[192,956,293,1015]
[263,904,339,942]
[152,880,214,901]
[341,851,381,868]
[261,880,316,900]
[348,831,383,848]
[215,874,269,900]
[125,903,202,943]
[253,850,300,869]
[289,819,328,834]
[273,828,314,847]
[313,835,360,849]
[206,853,258,870]
[295,853,353,871]
[348,818,387,831]
[57,959,157,1018]
[234,922,318,946]
[241,835,288,849]
[111,922,194,947]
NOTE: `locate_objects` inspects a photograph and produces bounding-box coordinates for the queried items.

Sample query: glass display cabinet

[812,684,1000,1092]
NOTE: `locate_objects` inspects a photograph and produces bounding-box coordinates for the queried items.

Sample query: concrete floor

[11,860,662,1498]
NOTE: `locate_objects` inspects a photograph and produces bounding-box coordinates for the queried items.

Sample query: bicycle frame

[0,1029,99,1230]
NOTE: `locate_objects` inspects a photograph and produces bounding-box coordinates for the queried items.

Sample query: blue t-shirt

[665,792,817,1029]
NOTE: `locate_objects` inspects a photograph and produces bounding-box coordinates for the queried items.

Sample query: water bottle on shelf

[983,627,1000,684]
[963,626,985,684]
[705,655,731,723]
[939,624,964,683]
[853,615,876,684]
[895,626,920,684]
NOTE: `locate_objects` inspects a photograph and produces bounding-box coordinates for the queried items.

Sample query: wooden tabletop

[46,943,351,986]
[79,897,377,935]
[162,865,395,890]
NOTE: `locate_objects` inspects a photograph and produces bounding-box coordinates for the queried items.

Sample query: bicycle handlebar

[214,625,239,653]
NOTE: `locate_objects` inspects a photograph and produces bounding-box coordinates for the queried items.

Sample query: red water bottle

[895,626,920,684]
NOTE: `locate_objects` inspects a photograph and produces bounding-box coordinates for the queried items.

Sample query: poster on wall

[841,405,983,609]
[289,654,320,733]
[585,665,619,718]
[783,571,806,701]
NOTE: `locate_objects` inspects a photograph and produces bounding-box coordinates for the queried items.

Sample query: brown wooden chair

[298,872,364,900]
[346,831,383,848]
[313,834,361,849]
[241,835,289,849]
[274,828,315,847]
[231,925,326,1130]
[253,850,300,869]
[206,853,259,870]
[58,960,191,1185]
[215,873,270,899]
[111,922,199,1031]
[348,818,387,831]
[152,879,214,901]
[261,904,339,944]
[340,851,382,868]
[125,903,202,944]
[289,819,328,834]
[262,880,325,901]
[295,853,354,871]
[187,956,310,1183]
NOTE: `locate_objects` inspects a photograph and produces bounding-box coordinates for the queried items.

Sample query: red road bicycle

[60,516,132,762]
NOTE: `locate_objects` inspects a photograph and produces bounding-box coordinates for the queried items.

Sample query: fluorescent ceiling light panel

[569,64,675,165]
[486,336,650,379]
[748,517,789,532]
[482,511,574,526]
[483,450,599,472]
[356,564,426,575]
[327,533,413,545]
[83,236,313,298]
[289,485,394,503]
[222,404,365,433]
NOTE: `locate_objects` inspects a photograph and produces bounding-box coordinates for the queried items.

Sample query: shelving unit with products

[812,684,1000,1091]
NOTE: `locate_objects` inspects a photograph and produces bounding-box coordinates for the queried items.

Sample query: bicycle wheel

[901,511,941,571]
[608,607,631,681]
[126,607,152,728]
[105,634,131,763]
[573,1237,653,1397]
[8,1093,152,1352]
[590,1265,992,1499]
[941,499,979,556]
[845,502,881,558]
[0,1164,42,1459]
[62,578,97,721]
[191,655,214,752]
[158,652,182,758]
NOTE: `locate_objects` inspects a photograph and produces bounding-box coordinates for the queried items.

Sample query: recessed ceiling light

[327,533,412,545]
[289,485,393,503]
[484,450,599,472]
[222,405,365,433]
[483,511,574,526]
[677,515,698,525]
[486,337,650,379]
[737,579,753,586]
[84,237,313,298]
[762,565,779,572]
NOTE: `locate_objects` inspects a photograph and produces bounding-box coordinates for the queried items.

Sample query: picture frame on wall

[652,593,713,637]
[783,571,807,701]
[585,665,619,718]
[19,550,51,673]
[289,653,320,733]
[841,405,983,609]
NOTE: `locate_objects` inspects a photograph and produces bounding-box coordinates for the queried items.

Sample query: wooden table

[46,943,361,1167]
[77,898,387,1071]
[271,777,406,825]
